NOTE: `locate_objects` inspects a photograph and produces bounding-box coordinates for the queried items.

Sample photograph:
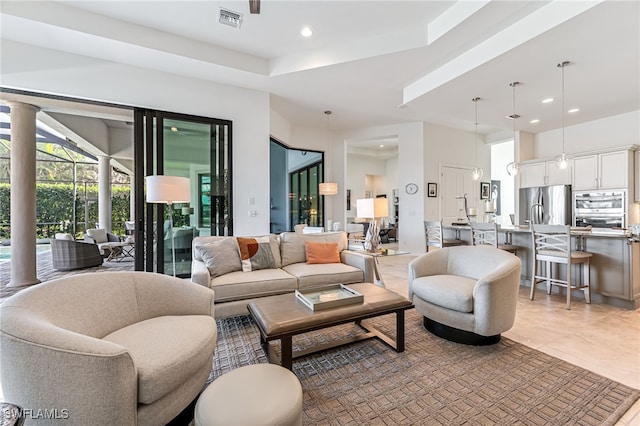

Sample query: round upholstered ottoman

[195,364,303,426]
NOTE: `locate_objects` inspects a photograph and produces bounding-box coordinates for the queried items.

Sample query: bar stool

[470,222,517,254]
[530,224,593,310]
[424,220,464,252]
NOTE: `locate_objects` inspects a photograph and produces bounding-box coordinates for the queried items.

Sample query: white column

[98,155,112,232]
[8,101,40,287]
[129,174,135,221]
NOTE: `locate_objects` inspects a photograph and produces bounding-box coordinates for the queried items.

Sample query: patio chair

[84,228,122,257]
[51,239,103,271]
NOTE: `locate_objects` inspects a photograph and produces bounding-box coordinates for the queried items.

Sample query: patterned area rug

[208,310,639,425]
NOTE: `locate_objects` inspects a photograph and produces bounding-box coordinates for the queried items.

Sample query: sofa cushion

[103,315,217,405]
[237,237,276,272]
[196,238,242,278]
[283,263,364,289]
[411,275,476,313]
[210,269,298,303]
[280,232,348,267]
[305,242,340,264]
[87,228,108,243]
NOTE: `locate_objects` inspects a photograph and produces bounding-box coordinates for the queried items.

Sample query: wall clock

[405,183,418,195]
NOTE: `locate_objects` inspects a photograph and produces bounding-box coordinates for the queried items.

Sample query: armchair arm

[340,250,375,283]
[472,260,521,336]
[191,259,212,288]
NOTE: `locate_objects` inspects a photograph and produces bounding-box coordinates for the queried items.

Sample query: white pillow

[55,233,74,241]
[87,228,108,243]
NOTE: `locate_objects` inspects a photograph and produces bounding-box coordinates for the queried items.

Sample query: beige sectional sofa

[191,231,375,318]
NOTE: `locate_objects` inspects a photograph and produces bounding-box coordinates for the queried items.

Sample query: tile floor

[375,251,640,425]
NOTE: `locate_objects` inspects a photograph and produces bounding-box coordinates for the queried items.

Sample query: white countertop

[445,224,632,238]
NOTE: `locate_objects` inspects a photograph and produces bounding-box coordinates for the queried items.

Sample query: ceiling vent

[219,7,242,29]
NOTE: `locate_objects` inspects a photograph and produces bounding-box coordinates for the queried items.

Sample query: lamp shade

[146,175,191,204]
[319,182,338,195]
[356,198,389,219]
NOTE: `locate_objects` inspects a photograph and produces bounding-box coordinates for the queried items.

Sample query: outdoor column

[8,101,40,287]
[98,155,112,232]
[129,174,135,221]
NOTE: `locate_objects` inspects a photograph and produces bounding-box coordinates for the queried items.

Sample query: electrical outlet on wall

[248,210,257,217]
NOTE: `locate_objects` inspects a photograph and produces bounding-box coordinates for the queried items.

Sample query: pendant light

[555,61,570,170]
[471,97,483,181]
[506,82,520,176]
[319,110,338,195]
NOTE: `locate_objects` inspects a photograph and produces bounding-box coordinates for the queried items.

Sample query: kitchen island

[444,225,640,309]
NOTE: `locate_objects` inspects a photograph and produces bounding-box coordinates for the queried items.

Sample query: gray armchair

[1,271,217,426]
[408,246,521,345]
[51,239,103,270]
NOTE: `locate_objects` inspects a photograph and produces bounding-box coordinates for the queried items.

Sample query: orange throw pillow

[305,242,341,264]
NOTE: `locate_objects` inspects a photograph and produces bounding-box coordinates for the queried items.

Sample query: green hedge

[0,182,130,240]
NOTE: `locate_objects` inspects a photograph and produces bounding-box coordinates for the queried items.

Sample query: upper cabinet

[520,160,572,188]
[572,150,630,191]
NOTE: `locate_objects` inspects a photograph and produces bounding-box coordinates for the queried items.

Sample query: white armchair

[1,271,217,426]
[408,246,521,345]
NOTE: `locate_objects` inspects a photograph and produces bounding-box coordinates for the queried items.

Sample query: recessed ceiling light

[380,145,384,148]
[170,126,178,132]
[542,98,554,104]
[301,27,312,37]
[568,108,580,113]
[530,119,540,124]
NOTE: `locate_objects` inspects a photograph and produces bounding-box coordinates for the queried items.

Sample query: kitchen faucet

[530,203,543,229]
[455,194,470,223]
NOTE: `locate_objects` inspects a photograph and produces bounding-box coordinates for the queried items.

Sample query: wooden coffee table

[247,283,413,370]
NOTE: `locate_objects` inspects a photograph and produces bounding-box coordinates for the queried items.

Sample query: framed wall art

[427,182,437,198]
[480,182,490,200]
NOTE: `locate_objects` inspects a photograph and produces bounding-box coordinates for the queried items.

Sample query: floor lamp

[356,198,389,253]
[146,175,191,276]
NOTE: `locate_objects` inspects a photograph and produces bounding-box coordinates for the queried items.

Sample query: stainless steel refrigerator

[518,185,572,226]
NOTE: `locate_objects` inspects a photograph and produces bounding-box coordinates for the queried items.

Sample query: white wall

[2,40,270,236]
[532,111,640,158]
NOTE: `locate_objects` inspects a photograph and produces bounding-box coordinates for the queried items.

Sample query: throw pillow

[305,242,341,264]
[237,236,276,272]
[87,228,108,243]
[196,238,242,278]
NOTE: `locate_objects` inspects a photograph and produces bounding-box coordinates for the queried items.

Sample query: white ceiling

[1,0,638,142]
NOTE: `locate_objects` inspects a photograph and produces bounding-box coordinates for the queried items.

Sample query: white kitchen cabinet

[520,160,571,188]
[572,150,629,191]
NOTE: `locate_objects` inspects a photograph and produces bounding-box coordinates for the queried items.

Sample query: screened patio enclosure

[0,105,131,242]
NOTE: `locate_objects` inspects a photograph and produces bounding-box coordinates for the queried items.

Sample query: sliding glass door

[290,161,323,228]
[134,110,232,277]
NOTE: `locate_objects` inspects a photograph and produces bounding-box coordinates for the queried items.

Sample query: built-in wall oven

[573,190,626,229]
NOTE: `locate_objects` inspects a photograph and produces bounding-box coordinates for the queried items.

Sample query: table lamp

[356,198,389,253]
[146,175,191,276]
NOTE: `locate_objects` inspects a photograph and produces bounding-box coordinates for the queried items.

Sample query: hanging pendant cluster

[471,97,483,181]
